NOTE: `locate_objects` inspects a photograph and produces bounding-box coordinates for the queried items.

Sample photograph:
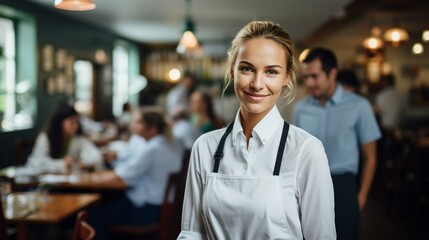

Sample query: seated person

[103,112,147,168]
[89,111,184,240]
[117,102,133,139]
[27,102,102,173]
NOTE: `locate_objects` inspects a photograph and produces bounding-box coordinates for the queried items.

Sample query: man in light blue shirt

[90,111,184,240]
[293,47,381,240]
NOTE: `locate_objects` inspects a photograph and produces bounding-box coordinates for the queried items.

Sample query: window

[0,17,16,129]
[0,6,36,132]
[74,60,93,116]
[112,40,140,117]
[0,16,33,130]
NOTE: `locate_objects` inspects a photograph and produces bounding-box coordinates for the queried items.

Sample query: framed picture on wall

[41,44,54,73]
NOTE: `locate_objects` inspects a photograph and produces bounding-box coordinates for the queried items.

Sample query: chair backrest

[0,194,7,240]
[14,138,36,165]
[157,172,184,240]
[72,211,95,240]
[180,149,192,183]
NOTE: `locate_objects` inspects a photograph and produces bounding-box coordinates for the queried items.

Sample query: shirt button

[263,139,267,143]
[243,165,247,170]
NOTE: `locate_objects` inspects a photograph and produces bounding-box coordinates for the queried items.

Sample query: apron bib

[202,122,294,239]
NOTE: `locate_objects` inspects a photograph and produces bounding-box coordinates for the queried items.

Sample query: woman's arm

[72,136,102,166]
[297,138,336,240]
[26,133,66,170]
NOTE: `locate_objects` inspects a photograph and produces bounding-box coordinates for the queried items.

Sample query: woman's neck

[239,106,272,145]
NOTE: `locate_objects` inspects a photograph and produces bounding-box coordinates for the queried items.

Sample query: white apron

[201,122,294,240]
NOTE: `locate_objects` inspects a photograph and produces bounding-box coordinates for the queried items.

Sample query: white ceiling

[28,0,353,44]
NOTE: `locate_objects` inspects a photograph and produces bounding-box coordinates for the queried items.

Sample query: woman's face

[232,38,289,118]
[189,92,203,113]
[62,115,80,137]
[132,113,144,135]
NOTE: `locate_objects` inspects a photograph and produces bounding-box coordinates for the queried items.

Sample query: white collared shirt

[178,106,336,240]
[27,133,102,172]
[115,135,183,207]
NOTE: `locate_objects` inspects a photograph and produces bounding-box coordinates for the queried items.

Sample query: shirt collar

[308,84,344,106]
[231,105,284,146]
[330,84,344,105]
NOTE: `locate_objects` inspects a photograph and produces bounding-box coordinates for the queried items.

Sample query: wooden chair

[109,172,184,240]
[72,211,96,240]
[0,195,7,240]
[14,138,36,165]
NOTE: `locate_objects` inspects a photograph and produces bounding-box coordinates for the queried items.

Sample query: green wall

[0,0,137,167]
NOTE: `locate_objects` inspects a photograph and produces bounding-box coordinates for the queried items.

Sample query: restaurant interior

[0,0,429,239]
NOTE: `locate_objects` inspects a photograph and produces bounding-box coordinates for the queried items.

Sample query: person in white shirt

[104,111,148,168]
[375,74,404,131]
[166,71,195,119]
[27,102,102,173]
[90,111,184,240]
[178,21,336,239]
[172,109,201,150]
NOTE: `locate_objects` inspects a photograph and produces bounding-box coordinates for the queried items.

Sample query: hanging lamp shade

[177,0,201,55]
[362,26,383,52]
[177,18,200,54]
[362,36,384,51]
[383,27,409,47]
[54,0,96,11]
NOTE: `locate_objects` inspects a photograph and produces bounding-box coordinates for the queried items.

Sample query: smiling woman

[178,20,336,240]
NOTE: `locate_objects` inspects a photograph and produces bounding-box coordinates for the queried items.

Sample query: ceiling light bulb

[177,31,199,54]
[412,43,424,55]
[423,30,429,42]
[362,36,383,51]
[169,68,181,82]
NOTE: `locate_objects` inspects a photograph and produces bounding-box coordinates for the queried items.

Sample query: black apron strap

[273,122,290,176]
[213,122,234,173]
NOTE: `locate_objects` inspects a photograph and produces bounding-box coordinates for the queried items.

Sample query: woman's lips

[244,91,269,101]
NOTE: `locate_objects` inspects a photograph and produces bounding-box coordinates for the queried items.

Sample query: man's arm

[358,141,377,210]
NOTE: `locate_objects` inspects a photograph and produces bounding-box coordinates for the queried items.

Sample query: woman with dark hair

[27,102,101,172]
[189,90,220,133]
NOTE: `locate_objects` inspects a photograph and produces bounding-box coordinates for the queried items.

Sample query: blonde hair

[223,20,296,104]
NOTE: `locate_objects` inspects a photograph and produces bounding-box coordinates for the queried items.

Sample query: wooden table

[0,166,127,191]
[51,171,127,191]
[3,193,100,240]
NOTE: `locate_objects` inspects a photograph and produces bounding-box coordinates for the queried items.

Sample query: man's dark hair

[381,74,395,86]
[303,47,338,76]
[142,111,167,134]
[337,70,360,90]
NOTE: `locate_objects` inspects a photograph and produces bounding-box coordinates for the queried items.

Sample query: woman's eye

[266,69,278,75]
[239,66,252,72]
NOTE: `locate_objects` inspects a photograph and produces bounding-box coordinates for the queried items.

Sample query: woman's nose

[250,74,264,90]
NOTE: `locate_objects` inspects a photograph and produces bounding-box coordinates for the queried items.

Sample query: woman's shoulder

[288,124,323,149]
[193,128,226,149]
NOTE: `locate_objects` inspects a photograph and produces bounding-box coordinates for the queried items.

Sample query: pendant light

[362,26,384,52]
[54,0,96,11]
[177,0,201,55]
[383,14,409,47]
[384,27,409,47]
[422,30,429,42]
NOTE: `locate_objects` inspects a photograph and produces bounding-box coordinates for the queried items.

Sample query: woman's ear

[230,68,234,80]
[283,72,290,86]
